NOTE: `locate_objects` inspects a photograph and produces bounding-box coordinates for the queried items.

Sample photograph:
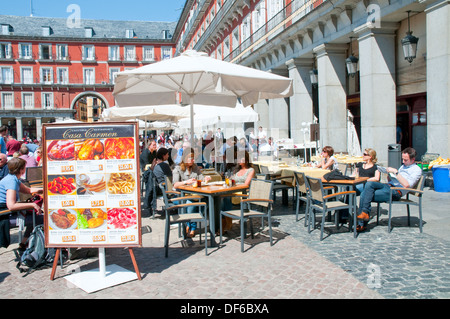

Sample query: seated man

[357,147,422,231]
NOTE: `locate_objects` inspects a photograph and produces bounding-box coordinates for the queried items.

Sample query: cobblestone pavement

[0,187,448,300]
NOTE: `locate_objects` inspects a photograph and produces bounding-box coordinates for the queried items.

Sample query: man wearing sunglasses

[356,147,422,231]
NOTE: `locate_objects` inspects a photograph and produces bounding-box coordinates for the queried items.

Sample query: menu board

[42,122,141,248]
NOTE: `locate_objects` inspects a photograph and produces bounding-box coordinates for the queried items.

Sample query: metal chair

[220,179,274,252]
[159,181,208,257]
[293,171,310,225]
[259,165,294,205]
[388,175,425,233]
[306,176,357,240]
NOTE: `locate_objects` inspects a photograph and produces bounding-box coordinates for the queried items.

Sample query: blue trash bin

[432,165,450,192]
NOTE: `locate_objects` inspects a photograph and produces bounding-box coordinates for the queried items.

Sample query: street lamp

[309,69,318,86]
[346,37,359,77]
[401,11,419,63]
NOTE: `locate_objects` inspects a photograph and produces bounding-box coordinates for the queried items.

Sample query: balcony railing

[222,0,325,63]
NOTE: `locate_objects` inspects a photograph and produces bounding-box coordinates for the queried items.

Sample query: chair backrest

[25,166,43,183]
[293,171,308,193]
[252,164,261,174]
[248,179,273,208]
[259,165,270,174]
[158,180,171,209]
[412,175,425,196]
[305,176,325,203]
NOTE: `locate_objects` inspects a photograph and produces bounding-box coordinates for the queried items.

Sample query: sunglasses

[363,153,369,156]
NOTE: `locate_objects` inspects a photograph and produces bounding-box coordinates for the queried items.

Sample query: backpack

[16,225,55,276]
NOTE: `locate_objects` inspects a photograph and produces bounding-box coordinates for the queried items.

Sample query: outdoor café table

[279,166,329,182]
[176,182,249,246]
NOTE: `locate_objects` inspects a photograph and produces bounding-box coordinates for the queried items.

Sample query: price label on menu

[43,123,141,248]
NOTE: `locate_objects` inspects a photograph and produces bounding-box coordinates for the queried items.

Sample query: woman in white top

[316,146,338,171]
[221,151,255,232]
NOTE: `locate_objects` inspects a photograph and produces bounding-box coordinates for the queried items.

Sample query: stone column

[35,117,42,141]
[268,68,290,139]
[313,43,348,152]
[286,58,315,144]
[426,0,450,158]
[15,117,23,141]
[355,22,399,165]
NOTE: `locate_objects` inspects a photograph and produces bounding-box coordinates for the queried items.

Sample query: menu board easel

[42,122,142,291]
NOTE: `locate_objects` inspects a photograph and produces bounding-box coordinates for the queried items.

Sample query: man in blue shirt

[357,147,422,231]
[0,126,7,155]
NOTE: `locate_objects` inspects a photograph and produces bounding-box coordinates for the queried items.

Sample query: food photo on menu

[76,208,108,230]
[76,173,106,195]
[49,208,77,230]
[106,173,136,194]
[74,138,105,160]
[47,175,76,195]
[104,137,135,159]
[47,140,75,161]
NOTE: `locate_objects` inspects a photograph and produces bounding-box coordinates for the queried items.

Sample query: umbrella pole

[190,96,195,143]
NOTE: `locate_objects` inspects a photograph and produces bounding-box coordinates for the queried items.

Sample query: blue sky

[2,0,187,22]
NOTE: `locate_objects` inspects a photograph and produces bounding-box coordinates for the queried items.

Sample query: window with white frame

[252,2,266,32]
[56,44,69,60]
[109,68,120,84]
[19,43,33,59]
[162,46,172,60]
[109,45,120,61]
[223,37,230,58]
[39,44,52,60]
[267,0,284,20]
[124,46,136,61]
[0,43,12,59]
[1,92,14,109]
[22,92,34,109]
[83,68,95,85]
[0,67,13,84]
[142,46,154,61]
[232,27,240,50]
[41,92,54,109]
[57,67,69,84]
[21,67,33,84]
[82,45,95,61]
[241,15,251,41]
[40,67,53,84]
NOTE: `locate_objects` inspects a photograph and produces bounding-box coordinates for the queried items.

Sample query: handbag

[25,194,43,212]
[323,169,355,181]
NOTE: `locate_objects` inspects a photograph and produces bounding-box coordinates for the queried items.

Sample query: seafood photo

[47,140,75,161]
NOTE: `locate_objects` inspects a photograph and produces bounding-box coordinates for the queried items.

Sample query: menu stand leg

[50,248,61,280]
[128,248,141,280]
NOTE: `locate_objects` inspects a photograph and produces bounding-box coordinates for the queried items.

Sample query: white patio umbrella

[113,50,293,141]
[178,103,259,129]
[101,105,189,122]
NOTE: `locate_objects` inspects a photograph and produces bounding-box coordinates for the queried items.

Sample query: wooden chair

[306,176,357,240]
[220,179,274,252]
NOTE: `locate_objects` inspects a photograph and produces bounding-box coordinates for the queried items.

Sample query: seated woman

[172,148,211,237]
[0,158,44,250]
[315,146,338,171]
[153,147,173,186]
[353,148,380,195]
[221,151,255,232]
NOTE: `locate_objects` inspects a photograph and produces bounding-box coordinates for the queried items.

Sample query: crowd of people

[0,125,43,250]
